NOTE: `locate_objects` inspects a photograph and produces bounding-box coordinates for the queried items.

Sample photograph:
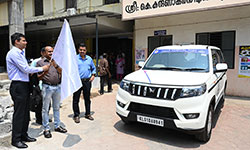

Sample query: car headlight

[180,84,206,98]
[120,80,131,92]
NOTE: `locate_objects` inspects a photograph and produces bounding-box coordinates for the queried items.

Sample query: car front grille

[128,102,178,119]
[128,83,182,100]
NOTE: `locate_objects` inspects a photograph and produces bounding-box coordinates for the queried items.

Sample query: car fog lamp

[117,100,125,108]
[184,113,200,119]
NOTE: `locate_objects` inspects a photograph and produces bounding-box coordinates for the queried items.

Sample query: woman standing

[115,54,125,80]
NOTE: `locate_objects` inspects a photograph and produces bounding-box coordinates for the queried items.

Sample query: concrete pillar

[8,0,24,49]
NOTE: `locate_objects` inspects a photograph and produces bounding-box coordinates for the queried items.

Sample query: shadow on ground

[113,99,224,148]
[29,121,67,138]
[29,122,81,148]
[114,121,201,148]
[67,111,95,118]
[63,133,82,147]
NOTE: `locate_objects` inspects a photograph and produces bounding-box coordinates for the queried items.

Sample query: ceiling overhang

[25,11,132,38]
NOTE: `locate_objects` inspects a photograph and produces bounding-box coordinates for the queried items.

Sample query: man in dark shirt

[37,46,67,138]
[30,47,46,125]
[99,53,112,95]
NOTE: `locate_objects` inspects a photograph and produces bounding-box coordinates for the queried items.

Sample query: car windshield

[143,48,209,72]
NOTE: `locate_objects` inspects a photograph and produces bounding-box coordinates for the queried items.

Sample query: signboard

[239,46,250,78]
[154,30,166,36]
[123,0,250,20]
[135,49,146,64]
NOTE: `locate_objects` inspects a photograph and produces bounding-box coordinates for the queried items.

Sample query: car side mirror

[138,61,145,68]
[214,63,228,73]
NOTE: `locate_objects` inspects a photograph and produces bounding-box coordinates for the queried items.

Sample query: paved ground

[1,84,250,150]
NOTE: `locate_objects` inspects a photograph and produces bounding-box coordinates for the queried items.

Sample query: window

[66,0,77,9]
[34,0,43,16]
[148,35,173,56]
[196,31,235,69]
[104,0,120,5]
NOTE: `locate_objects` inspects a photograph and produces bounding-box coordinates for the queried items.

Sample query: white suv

[116,45,227,142]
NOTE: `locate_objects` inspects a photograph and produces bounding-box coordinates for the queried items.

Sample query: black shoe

[55,126,67,133]
[22,136,37,142]
[108,89,113,92]
[11,141,28,148]
[85,114,94,121]
[100,92,104,95]
[43,130,52,138]
[73,116,80,123]
[49,119,52,122]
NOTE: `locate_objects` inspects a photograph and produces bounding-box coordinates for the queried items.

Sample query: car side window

[217,50,225,63]
[211,49,221,68]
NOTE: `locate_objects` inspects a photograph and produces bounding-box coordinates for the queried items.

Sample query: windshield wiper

[184,68,206,71]
[143,67,159,70]
[158,67,185,71]
[144,66,207,71]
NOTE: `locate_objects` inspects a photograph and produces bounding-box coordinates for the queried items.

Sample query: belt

[43,82,60,86]
[12,80,29,83]
[81,78,90,82]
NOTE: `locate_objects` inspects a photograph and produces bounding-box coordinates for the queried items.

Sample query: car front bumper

[116,87,211,131]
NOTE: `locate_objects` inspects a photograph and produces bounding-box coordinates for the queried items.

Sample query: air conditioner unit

[67,8,76,15]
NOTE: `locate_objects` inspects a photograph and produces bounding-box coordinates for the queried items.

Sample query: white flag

[52,19,82,101]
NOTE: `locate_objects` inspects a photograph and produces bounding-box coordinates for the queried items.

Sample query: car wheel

[195,105,213,142]
[221,84,227,108]
[221,96,225,108]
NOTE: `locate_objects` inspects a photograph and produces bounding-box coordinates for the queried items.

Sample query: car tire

[221,83,227,108]
[195,105,213,142]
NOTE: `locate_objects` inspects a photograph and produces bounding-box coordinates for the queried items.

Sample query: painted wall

[78,0,121,14]
[0,0,122,26]
[24,0,34,18]
[0,2,8,26]
[134,5,250,97]
[23,0,66,21]
[44,0,65,16]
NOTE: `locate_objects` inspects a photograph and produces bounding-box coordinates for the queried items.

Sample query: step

[0,73,8,80]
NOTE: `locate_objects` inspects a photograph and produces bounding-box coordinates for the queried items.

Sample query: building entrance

[0,26,9,72]
[196,31,235,69]
[93,37,133,78]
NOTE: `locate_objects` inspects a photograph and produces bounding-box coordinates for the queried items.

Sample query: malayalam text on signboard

[123,0,250,20]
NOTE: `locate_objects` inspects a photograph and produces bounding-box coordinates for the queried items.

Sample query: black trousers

[73,79,92,117]
[9,81,30,143]
[100,75,112,93]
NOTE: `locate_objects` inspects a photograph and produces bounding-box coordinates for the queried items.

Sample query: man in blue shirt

[73,43,96,123]
[6,33,49,148]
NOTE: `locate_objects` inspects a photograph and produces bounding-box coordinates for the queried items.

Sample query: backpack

[29,73,43,112]
[99,59,107,76]
[29,85,42,112]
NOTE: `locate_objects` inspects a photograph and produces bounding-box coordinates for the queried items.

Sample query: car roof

[155,45,221,51]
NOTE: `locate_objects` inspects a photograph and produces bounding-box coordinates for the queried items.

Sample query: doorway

[196,31,235,69]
